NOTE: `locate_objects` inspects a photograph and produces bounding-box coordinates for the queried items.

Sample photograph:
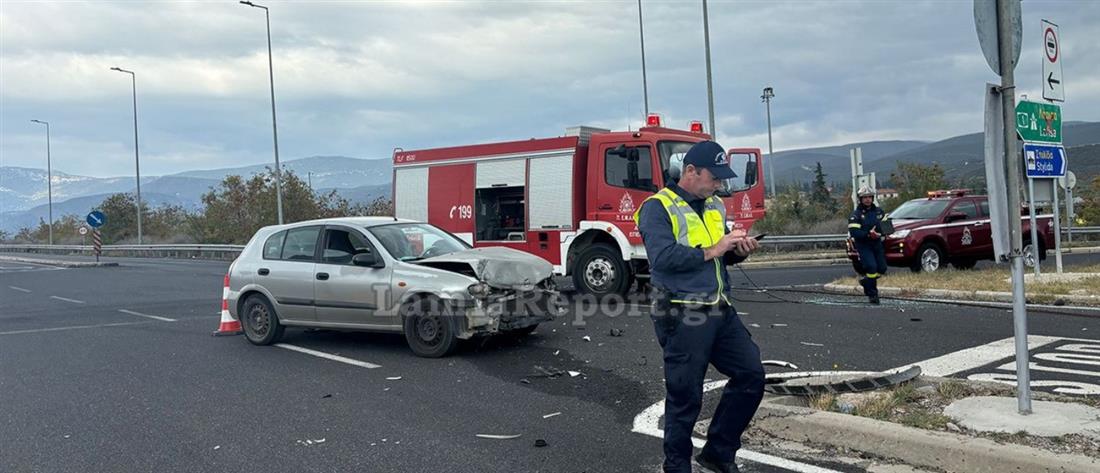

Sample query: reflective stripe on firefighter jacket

[634,187,730,305]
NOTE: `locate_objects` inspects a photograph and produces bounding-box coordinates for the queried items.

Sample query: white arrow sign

[1042,19,1064,102]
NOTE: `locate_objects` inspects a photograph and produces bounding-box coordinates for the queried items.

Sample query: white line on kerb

[49,296,85,304]
[633,380,843,473]
[274,343,381,369]
[0,321,151,336]
[118,309,176,322]
[8,286,31,293]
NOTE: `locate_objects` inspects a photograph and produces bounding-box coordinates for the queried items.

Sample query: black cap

[683,141,736,179]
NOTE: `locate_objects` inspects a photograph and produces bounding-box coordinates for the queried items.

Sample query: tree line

[3,169,392,245]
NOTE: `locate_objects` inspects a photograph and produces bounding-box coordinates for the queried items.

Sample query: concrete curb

[754,398,1100,473]
[0,255,118,268]
[822,283,1100,307]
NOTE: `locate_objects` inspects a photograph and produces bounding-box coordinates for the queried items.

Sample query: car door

[255,225,321,323]
[943,199,982,257]
[973,199,995,257]
[594,141,659,240]
[313,225,393,329]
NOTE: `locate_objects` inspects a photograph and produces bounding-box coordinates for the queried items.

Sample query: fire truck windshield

[368,223,470,261]
[888,199,951,220]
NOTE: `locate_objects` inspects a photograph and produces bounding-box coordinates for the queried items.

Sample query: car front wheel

[402,296,459,358]
[911,242,945,273]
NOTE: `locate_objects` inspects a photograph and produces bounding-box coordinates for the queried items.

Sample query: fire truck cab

[392,119,766,295]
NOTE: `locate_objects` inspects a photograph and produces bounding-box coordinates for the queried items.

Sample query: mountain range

[2,122,1098,234]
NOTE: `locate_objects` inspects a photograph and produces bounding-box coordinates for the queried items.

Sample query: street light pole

[110,66,143,245]
[241,0,284,225]
[30,119,53,245]
[637,0,649,117]
[701,0,716,136]
[762,87,776,197]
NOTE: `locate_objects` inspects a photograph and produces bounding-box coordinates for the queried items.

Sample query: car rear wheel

[911,242,945,273]
[573,244,631,296]
[1023,240,1046,268]
[402,296,459,358]
[242,294,284,346]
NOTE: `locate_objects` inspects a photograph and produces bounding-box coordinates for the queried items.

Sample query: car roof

[262,216,420,232]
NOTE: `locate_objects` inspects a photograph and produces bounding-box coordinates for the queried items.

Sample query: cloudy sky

[1,0,1098,178]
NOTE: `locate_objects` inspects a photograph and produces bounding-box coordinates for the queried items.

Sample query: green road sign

[1015,100,1061,143]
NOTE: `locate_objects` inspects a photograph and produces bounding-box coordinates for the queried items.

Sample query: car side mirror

[945,211,968,223]
[744,160,758,187]
[352,251,383,268]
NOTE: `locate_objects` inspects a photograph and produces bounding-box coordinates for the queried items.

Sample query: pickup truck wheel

[911,242,944,273]
[241,294,284,346]
[402,296,459,358]
[1023,241,1046,268]
[951,258,977,270]
[573,244,631,296]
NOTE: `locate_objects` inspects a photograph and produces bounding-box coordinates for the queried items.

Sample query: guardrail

[0,227,1097,259]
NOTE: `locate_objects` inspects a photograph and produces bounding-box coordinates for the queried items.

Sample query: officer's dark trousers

[652,303,765,473]
[856,241,887,298]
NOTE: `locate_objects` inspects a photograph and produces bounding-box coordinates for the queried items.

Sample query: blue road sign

[86,210,106,228]
[1023,143,1067,178]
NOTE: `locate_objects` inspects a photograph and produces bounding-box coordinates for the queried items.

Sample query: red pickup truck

[847,190,1055,273]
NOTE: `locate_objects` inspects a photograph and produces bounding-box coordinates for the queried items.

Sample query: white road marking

[893,335,1069,376]
[633,380,844,473]
[0,321,151,336]
[8,286,31,293]
[274,343,381,369]
[118,309,176,322]
[49,296,85,304]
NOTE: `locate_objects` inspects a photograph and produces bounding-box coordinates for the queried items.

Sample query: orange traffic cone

[213,273,243,336]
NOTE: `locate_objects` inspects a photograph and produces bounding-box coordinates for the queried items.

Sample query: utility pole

[638,0,649,117]
[762,87,776,197]
[110,67,143,244]
[30,119,53,245]
[997,0,1031,414]
[241,0,284,225]
[701,0,716,136]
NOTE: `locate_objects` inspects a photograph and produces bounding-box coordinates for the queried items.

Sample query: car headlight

[467,282,491,298]
[889,229,910,239]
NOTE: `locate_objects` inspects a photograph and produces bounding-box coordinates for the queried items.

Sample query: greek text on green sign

[1015,100,1061,143]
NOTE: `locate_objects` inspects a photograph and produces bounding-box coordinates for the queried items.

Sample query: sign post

[976,0,1030,415]
[86,211,106,263]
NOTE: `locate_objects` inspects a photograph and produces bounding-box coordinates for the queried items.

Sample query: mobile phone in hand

[752,233,768,241]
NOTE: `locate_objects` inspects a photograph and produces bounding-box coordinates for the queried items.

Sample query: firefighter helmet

[857,186,875,198]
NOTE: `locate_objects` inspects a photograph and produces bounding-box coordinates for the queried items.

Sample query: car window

[262,231,286,260]
[888,199,951,219]
[979,200,990,217]
[951,200,979,219]
[281,226,320,261]
[322,228,375,265]
[605,146,656,191]
[369,223,469,262]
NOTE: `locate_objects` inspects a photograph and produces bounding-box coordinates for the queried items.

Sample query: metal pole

[31,120,54,245]
[637,0,649,117]
[763,87,775,197]
[1066,186,1073,246]
[1027,177,1040,276]
[242,1,284,225]
[1052,180,1062,273]
[701,0,716,136]
[997,0,1030,415]
[130,72,142,245]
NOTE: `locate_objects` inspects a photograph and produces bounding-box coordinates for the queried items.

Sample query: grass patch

[809,393,838,411]
[832,263,1100,299]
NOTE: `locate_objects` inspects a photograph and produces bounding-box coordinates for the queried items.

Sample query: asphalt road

[2,255,1098,473]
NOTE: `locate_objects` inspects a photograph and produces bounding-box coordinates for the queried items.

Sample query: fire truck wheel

[911,242,944,273]
[573,244,631,296]
[402,296,459,358]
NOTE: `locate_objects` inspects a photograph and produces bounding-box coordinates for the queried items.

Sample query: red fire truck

[392,116,766,295]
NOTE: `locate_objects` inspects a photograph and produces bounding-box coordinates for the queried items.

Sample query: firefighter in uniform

[634,141,763,473]
[849,186,887,304]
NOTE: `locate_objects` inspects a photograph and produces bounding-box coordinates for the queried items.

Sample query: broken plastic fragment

[476,434,522,440]
[568,371,581,377]
[771,323,788,328]
[582,336,591,342]
[800,341,824,347]
[542,412,562,419]
[386,376,402,381]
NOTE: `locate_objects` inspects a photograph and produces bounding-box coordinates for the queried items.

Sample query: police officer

[634,141,763,473]
[848,187,887,304]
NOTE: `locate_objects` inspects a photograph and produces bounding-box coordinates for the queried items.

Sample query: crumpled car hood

[415,246,553,289]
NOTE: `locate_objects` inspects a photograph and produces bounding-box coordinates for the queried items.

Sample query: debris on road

[321,394,333,398]
[386,376,402,381]
[582,335,591,342]
[749,323,761,328]
[295,438,327,446]
[213,445,220,450]
[637,356,647,366]
[609,328,624,337]
[520,378,531,384]
[762,360,799,370]
[771,323,788,328]
[553,350,560,356]
[542,412,562,419]
[568,371,581,378]
[910,318,922,322]
[765,366,922,396]
[534,439,548,447]
[800,341,824,347]
[531,365,565,378]
[476,434,522,440]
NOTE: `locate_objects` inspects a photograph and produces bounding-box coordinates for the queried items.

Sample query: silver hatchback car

[226,217,559,357]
